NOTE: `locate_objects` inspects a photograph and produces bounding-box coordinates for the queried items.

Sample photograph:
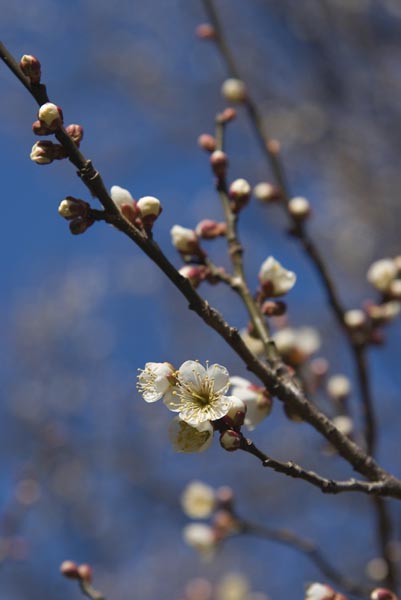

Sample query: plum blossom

[229,376,272,430]
[258,256,296,297]
[169,418,214,453]
[136,362,176,404]
[181,481,216,518]
[164,360,234,426]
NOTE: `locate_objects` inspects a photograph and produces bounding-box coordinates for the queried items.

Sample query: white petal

[178,360,206,389]
[206,363,229,393]
[168,418,213,453]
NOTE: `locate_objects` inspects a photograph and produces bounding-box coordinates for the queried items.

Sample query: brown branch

[2,42,401,500]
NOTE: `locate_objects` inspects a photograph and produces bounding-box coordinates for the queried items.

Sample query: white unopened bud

[171,225,200,254]
[136,196,162,220]
[179,265,207,288]
[38,102,63,129]
[221,78,247,103]
[389,279,401,299]
[288,196,310,220]
[210,150,228,177]
[110,185,134,208]
[229,178,251,199]
[332,415,353,436]
[344,309,366,328]
[225,396,247,428]
[367,258,397,292]
[371,588,398,600]
[253,182,281,202]
[58,197,89,219]
[20,54,41,84]
[30,140,55,164]
[220,430,241,452]
[327,375,351,399]
[305,583,336,600]
[259,256,296,297]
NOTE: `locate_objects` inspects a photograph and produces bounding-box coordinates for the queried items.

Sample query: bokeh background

[1,1,401,599]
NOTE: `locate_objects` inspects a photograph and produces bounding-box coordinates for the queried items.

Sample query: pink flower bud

[38,102,63,130]
[210,150,228,177]
[261,300,287,316]
[179,265,207,288]
[32,120,53,136]
[195,219,227,239]
[60,560,79,579]
[195,23,216,39]
[20,55,41,84]
[69,216,94,235]
[219,430,241,452]
[77,564,93,583]
[198,134,216,153]
[58,197,90,220]
[219,107,237,123]
[65,124,84,146]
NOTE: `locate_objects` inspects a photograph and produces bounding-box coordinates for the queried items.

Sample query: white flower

[274,327,320,358]
[136,362,175,403]
[168,418,214,453]
[110,185,135,209]
[183,523,217,558]
[164,360,233,426]
[171,225,199,253]
[216,574,250,600]
[181,481,215,518]
[327,374,351,399]
[305,583,336,600]
[221,78,247,102]
[258,256,296,296]
[367,258,397,292]
[229,376,272,431]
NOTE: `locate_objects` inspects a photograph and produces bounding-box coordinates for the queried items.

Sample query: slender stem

[239,520,370,597]
[79,580,105,600]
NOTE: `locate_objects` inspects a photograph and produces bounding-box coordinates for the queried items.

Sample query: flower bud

[20,55,41,84]
[305,583,336,600]
[171,225,201,255]
[332,415,353,436]
[221,78,247,103]
[196,219,227,239]
[366,301,401,323]
[38,102,63,130]
[195,23,216,39]
[229,178,251,212]
[65,124,84,146]
[137,196,162,227]
[30,140,56,164]
[69,216,94,235]
[58,197,90,220]
[219,430,241,451]
[253,182,281,203]
[225,396,247,428]
[181,481,215,519]
[110,185,139,223]
[327,375,351,400]
[183,523,217,557]
[32,120,53,136]
[344,309,366,329]
[367,258,397,292]
[288,196,310,220]
[198,133,217,153]
[258,256,296,297]
[371,589,398,600]
[60,560,79,579]
[179,265,207,288]
[210,150,228,178]
[77,564,93,583]
[389,279,401,299]
[217,108,237,123]
[261,300,286,316]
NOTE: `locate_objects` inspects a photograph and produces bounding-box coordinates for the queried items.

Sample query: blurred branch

[239,520,370,597]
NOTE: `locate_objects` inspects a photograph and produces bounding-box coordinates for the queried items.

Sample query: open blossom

[258,256,296,297]
[136,362,176,403]
[181,481,216,518]
[367,258,397,292]
[164,361,234,426]
[229,376,272,430]
[169,418,213,453]
[273,326,320,361]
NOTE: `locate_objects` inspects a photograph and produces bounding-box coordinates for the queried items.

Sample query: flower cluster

[137,361,272,453]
